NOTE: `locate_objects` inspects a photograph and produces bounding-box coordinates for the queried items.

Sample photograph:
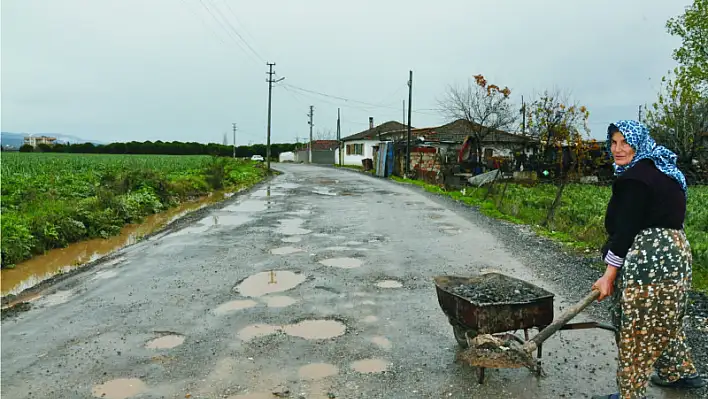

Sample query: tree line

[15,140,299,158]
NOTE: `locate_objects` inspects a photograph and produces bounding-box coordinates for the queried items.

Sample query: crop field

[1,153,266,267]
[394,177,708,292]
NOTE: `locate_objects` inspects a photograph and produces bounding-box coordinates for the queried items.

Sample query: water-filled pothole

[145,334,185,349]
[91,378,148,399]
[238,324,281,341]
[362,315,378,323]
[350,358,390,373]
[298,362,339,380]
[318,257,362,269]
[276,218,311,235]
[281,236,302,243]
[264,295,297,308]
[371,336,392,349]
[283,319,346,340]
[234,271,306,297]
[375,280,403,289]
[213,299,258,315]
[270,246,303,255]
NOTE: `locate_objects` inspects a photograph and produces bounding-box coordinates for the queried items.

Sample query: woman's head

[608,124,636,166]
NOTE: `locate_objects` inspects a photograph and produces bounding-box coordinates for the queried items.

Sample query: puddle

[288,209,312,216]
[282,319,346,340]
[39,290,73,306]
[274,182,300,189]
[313,233,329,237]
[213,299,258,315]
[91,378,148,399]
[276,218,312,236]
[234,271,306,297]
[227,392,273,399]
[252,187,286,197]
[281,236,302,243]
[350,358,390,373]
[298,363,339,380]
[170,213,252,236]
[345,241,364,246]
[322,246,357,251]
[375,280,403,289]
[362,315,378,323]
[145,334,185,349]
[238,324,281,341]
[318,257,362,269]
[312,188,337,196]
[270,246,303,255]
[264,296,297,308]
[480,268,504,274]
[223,199,268,212]
[315,179,339,185]
[0,192,231,297]
[371,336,392,349]
[428,213,444,219]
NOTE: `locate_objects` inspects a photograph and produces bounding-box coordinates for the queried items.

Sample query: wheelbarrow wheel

[451,323,473,349]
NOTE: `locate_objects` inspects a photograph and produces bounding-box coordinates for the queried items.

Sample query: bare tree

[313,129,335,141]
[438,74,517,163]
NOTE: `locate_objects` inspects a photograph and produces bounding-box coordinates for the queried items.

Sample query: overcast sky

[1,0,691,144]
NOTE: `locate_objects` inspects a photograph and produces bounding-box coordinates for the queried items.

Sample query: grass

[391,176,708,293]
[1,153,266,268]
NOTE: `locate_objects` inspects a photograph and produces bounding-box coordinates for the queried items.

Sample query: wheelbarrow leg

[478,367,485,384]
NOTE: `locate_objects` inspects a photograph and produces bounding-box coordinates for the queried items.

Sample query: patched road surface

[1,164,698,398]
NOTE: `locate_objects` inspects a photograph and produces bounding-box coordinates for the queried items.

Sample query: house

[294,140,340,164]
[337,118,408,166]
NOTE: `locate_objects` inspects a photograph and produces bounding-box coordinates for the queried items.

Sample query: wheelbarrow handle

[523,289,601,354]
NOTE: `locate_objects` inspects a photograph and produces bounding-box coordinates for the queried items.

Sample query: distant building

[23,136,57,147]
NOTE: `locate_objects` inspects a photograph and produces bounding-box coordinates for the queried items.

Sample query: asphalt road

[1,164,701,399]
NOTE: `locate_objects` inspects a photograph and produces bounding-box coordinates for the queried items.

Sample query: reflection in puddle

[281,236,302,243]
[91,378,148,399]
[362,315,378,323]
[350,358,390,373]
[276,218,311,236]
[270,246,303,255]
[234,271,306,297]
[298,363,339,380]
[283,319,346,340]
[238,324,281,341]
[264,296,297,308]
[318,257,362,269]
[376,280,403,289]
[145,334,185,349]
[213,299,258,315]
[371,336,392,349]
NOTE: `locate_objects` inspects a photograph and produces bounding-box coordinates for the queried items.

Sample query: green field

[393,177,708,292]
[1,153,266,268]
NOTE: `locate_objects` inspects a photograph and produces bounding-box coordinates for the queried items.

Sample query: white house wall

[337,140,378,166]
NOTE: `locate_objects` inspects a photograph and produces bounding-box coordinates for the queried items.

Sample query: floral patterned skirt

[610,227,697,399]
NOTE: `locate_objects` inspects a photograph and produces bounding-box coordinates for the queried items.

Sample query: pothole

[281,236,302,243]
[264,296,297,308]
[270,246,303,255]
[276,218,311,235]
[213,299,258,315]
[145,334,185,349]
[345,241,364,246]
[92,270,119,281]
[375,280,403,289]
[234,271,306,297]
[227,392,274,399]
[350,358,390,373]
[298,362,339,380]
[361,300,376,305]
[40,290,73,306]
[91,378,148,399]
[371,336,392,350]
[282,319,346,340]
[362,315,378,323]
[318,257,362,269]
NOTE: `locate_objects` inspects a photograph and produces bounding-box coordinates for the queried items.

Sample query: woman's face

[610,131,635,166]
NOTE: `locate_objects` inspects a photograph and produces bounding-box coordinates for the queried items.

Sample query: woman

[591,120,705,399]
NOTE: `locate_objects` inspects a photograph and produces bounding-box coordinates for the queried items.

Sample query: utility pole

[337,108,342,166]
[232,123,237,158]
[307,105,314,163]
[638,105,643,123]
[266,62,284,172]
[521,96,526,134]
[406,70,413,177]
[403,100,406,125]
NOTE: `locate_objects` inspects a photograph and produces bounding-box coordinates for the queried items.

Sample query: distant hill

[0,132,104,148]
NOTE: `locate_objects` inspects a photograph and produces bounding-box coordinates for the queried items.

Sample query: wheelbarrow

[434,273,616,384]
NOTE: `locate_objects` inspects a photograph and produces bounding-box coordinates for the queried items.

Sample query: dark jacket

[602,159,686,266]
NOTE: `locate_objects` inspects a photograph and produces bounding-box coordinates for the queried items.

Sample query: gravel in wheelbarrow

[449,273,550,305]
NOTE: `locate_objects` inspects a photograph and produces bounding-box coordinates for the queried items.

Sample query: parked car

[251,155,264,162]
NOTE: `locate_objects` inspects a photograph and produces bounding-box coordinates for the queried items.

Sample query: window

[345,143,364,156]
[484,148,494,159]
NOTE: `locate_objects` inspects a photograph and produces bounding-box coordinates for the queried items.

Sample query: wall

[294,150,335,164]
[339,140,377,166]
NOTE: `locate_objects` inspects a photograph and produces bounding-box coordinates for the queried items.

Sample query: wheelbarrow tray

[434,273,555,336]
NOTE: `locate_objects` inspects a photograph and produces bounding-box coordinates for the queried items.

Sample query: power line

[195,0,261,67]
[205,0,265,63]
[220,0,268,60]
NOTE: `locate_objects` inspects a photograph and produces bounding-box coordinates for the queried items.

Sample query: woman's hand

[591,265,618,301]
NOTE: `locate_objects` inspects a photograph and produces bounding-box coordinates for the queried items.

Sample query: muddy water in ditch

[1,193,233,297]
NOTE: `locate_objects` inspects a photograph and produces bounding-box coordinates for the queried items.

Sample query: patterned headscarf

[606,119,687,192]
